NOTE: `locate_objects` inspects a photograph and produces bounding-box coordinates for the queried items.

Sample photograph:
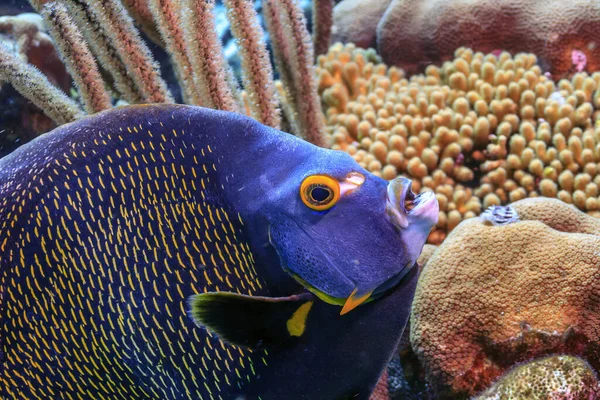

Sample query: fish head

[264,148,438,314]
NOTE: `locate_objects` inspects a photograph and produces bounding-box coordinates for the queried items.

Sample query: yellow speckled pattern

[0,114,268,399]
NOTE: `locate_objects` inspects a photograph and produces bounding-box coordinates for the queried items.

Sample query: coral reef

[2,1,600,399]
[475,355,600,400]
[318,43,600,243]
[0,12,70,141]
[0,12,69,90]
[331,0,600,76]
[410,197,600,398]
[2,0,327,146]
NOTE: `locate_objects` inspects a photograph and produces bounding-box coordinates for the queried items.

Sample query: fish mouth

[288,262,416,315]
[386,177,437,230]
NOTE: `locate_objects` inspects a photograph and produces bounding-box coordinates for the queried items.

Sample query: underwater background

[1,0,600,399]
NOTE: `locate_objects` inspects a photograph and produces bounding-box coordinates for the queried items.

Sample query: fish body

[0,105,437,399]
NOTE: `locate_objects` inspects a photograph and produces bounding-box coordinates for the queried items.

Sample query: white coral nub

[480,205,520,226]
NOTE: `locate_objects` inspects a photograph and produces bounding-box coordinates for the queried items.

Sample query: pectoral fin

[188,292,314,349]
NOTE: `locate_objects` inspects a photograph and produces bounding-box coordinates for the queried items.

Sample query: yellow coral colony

[318,43,600,244]
[475,355,600,400]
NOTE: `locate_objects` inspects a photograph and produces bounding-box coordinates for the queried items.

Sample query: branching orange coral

[332,0,600,76]
[410,197,600,398]
[318,43,600,244]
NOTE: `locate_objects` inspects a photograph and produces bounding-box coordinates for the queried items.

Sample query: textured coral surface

[330,0,390,49]
[475,355,600,400]
[332,0,600,75]
[319,44,600,244]
[410,197,600,398]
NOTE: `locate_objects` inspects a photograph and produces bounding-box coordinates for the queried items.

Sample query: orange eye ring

[300,175,340,211]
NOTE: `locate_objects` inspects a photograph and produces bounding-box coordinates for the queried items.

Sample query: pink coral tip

[571,49,587,72]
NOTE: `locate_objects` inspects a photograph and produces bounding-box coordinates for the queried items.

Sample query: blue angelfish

[0,105,438,399]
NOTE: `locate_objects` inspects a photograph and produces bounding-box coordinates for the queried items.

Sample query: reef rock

[332,0,600,75]
[0,13,70,91]
[475,355,600,400]
[330,0,391,49]
[410,197,600,398]
[0,12,68,145]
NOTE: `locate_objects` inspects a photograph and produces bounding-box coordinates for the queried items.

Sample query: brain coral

[475,355,600,400]
[331,0,600,75]
[409,197,600,398]
[330,0,391,49]
[318,43,600,244]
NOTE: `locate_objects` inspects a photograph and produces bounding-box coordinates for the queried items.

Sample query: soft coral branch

[264,0,326,146]
[148,0,204,105]
[42,2,112,113]
[224,0,280,128]
[0,43,84,124]
[86,0,173,104]
[182,0,239,112]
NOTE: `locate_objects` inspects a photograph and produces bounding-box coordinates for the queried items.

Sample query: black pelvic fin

[188,292,314,349]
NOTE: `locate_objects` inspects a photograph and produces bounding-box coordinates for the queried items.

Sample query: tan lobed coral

[331,0,600,76]
[475,355,600,400]
[417,244,437,268]
[318,43,600,244]
[409,197,600,398]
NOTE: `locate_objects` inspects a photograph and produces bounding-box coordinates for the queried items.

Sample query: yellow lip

[288,272,373,315]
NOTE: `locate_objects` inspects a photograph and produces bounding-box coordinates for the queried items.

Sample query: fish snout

[385,177,439,230]
[339,177,439,316]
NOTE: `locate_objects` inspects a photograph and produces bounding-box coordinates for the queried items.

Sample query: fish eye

[300,175,340,211]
